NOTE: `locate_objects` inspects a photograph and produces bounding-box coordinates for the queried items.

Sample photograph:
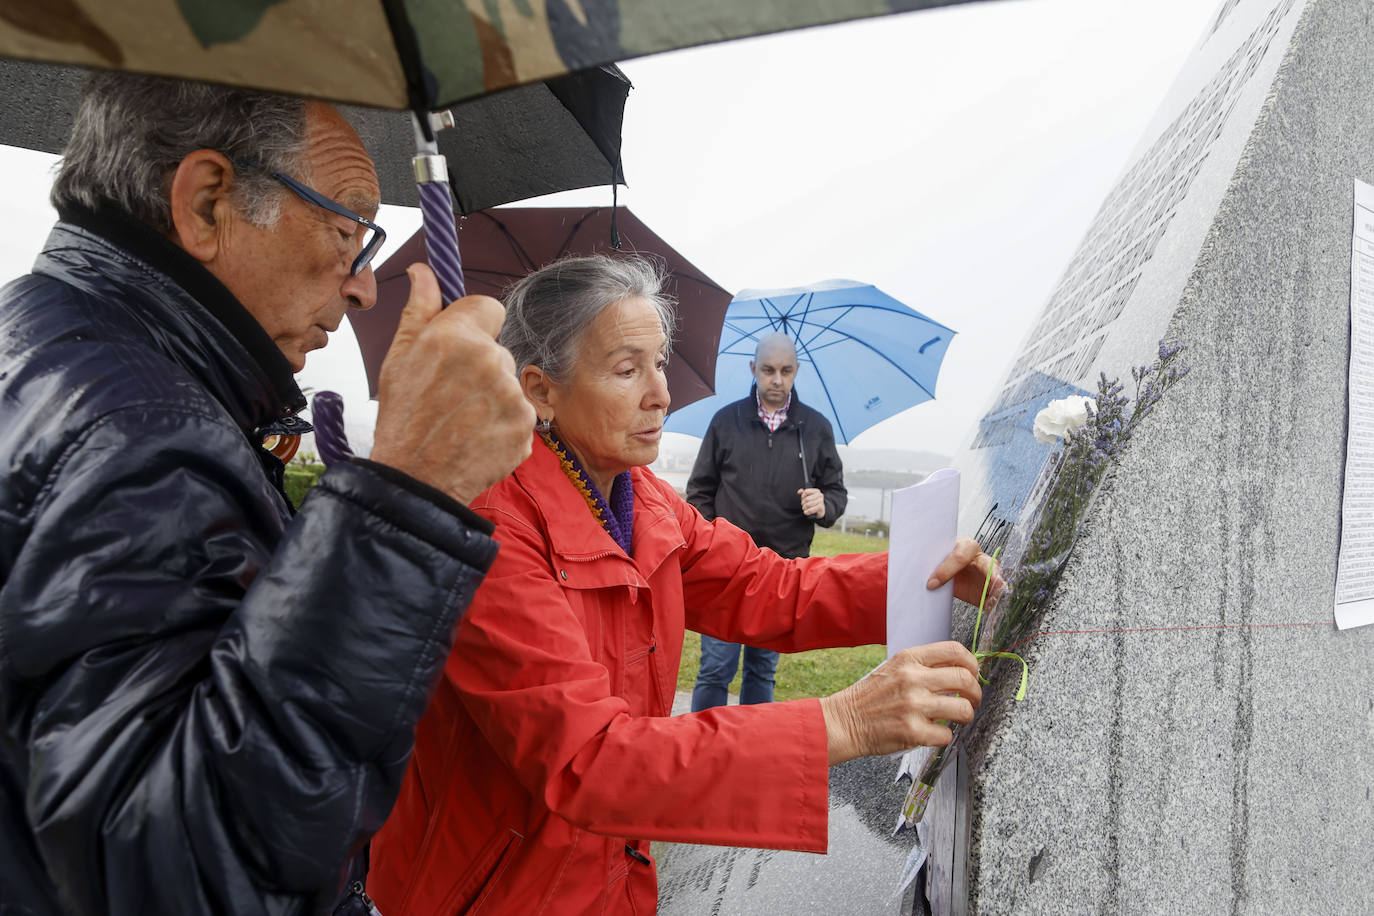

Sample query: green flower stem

[901,548,1027,827]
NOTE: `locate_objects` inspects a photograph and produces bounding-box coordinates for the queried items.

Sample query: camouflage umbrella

[0,1,996,110]
[0,0,994,302]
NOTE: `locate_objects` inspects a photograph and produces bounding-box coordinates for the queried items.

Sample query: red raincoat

[369,437,888,915]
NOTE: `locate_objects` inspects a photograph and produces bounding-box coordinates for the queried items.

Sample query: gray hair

[500,254,677,382]
[51,72,309,233]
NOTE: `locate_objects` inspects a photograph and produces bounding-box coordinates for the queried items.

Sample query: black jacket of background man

[686,386,847,559]
[0,207,498,915]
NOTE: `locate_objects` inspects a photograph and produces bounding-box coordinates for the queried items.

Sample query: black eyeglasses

[235,160,386,276]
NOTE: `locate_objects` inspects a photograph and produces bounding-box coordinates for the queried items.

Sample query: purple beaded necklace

[540,431,634,556]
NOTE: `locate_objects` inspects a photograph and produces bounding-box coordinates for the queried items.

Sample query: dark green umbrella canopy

[0,57,630,214]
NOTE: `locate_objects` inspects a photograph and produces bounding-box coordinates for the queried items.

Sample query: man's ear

[520,364,556,416]
[168,150,235,264]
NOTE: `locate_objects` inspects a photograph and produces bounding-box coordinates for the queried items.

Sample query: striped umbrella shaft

[417,179,466,302]
[310,391,354,466]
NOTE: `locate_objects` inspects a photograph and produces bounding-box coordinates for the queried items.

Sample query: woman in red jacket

[368,256,999,915]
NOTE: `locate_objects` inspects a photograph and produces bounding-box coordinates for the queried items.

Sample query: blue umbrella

[665,279,955,445]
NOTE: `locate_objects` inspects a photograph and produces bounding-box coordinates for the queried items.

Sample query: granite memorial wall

[943,0,1374,912]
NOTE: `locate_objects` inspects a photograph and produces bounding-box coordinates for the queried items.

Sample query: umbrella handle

[412,113,466,303]
[312,391,355,467]
[416,179,465,302]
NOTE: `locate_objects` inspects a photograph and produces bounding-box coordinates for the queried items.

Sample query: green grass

[675,526,889,702]
[811,526,890,555]
[283,461,326,508]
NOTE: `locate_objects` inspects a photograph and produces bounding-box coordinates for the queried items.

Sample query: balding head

[754,332,797,365]
[751,331,799,410]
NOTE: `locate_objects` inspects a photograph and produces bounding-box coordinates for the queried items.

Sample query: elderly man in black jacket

[686,332,847,710]
[0,74,534,914]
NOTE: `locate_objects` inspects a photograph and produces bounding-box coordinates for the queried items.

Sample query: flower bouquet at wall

[894,340,1190,836]
[984,340,1190,658]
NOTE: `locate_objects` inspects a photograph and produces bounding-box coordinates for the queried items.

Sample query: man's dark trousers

[691,636,780,710]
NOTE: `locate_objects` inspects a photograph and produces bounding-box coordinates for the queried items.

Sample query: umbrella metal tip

[429,110,456,132]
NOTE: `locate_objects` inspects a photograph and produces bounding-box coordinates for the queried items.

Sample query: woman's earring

[537,417,552,433]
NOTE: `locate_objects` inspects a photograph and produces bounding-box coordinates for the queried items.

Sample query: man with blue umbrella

[687,332,848,711]
[664,279,955,446]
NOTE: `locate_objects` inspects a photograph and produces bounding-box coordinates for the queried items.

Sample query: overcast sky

[0,0,1221,459]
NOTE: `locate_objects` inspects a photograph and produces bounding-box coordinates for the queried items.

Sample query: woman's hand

[926,537,1006,608]
[819,642,982,765]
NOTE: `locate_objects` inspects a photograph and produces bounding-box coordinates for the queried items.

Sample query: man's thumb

[395,263,441,343]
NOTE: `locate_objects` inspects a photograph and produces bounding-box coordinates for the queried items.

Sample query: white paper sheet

[892,821,931,897]
[886,468,960,655]
[1336,180,1374,629]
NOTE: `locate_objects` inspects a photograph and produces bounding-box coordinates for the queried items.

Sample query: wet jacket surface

[686,387,847,558]
[0,208,498,915]
[367,436,888,915]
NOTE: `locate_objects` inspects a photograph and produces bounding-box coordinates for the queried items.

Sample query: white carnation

[1032,395,1094,444]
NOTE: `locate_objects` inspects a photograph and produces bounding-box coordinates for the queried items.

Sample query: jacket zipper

[647,634,667,716]
[349,881,382,915]
[560,548,626,567]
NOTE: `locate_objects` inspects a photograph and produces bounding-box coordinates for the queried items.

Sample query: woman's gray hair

[500,254,677,382]
[51,72,308,234]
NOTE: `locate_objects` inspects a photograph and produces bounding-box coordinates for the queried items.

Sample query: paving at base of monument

[656,691,924,915]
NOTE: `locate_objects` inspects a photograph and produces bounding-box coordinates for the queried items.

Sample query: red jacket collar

[508,435,684,583]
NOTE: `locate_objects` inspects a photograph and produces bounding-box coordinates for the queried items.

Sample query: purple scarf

[541,432,634,556]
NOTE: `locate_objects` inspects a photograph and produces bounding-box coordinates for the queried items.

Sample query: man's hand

[926,537,1006,608]
[819,642,982,765]
[370,264,534,504]
[798,487,826,519]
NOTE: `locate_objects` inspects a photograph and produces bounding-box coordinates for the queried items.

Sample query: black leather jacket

[0,207,498,915]
[686,387,847,559]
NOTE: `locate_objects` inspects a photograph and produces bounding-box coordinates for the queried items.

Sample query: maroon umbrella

[349,206,731,414]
